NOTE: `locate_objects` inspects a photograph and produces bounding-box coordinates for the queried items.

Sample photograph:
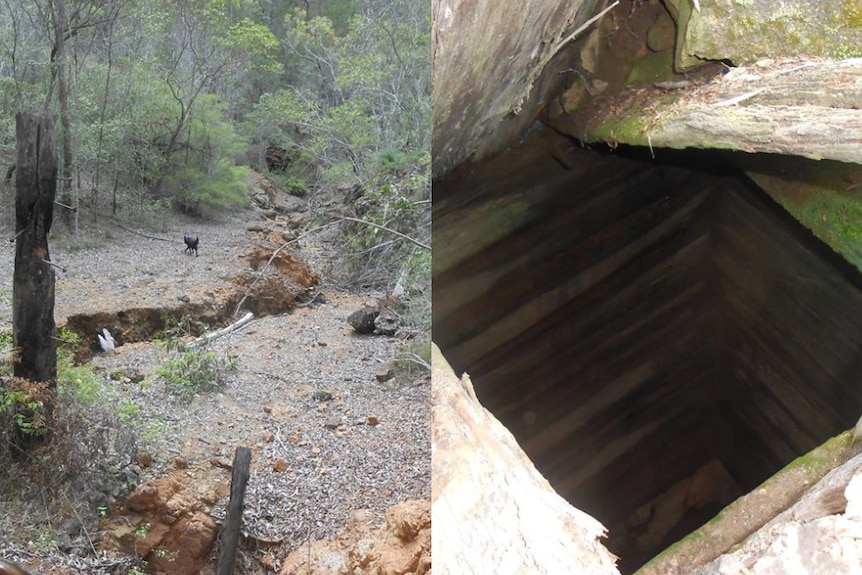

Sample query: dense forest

[0,0,430,293]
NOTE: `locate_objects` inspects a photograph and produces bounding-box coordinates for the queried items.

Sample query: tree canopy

[0,0,430,296]
[0,0,430,224]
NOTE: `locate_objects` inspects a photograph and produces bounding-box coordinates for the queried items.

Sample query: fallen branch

[402,352,431,372]
[294,290,323,308]
[336,216,431,251]
[42,258,67,273]
[714,88,765,107]
[54,199,76,212]
[190,312,254,348]
[110,219,174,242]
[546,1,619,66]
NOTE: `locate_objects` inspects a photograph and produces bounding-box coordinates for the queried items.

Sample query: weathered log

[571,57,862,164]
[432,343,620,575]
[216,446,251,575]
[12,113,57,383]
[637,433,859,575]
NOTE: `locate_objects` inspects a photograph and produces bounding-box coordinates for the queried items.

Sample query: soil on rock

[0,195,430,574]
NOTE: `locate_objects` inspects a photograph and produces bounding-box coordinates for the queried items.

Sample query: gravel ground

[0,197,431,572]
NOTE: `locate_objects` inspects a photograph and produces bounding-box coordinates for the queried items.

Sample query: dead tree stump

[12,113,57,383]
[217,446,252,575]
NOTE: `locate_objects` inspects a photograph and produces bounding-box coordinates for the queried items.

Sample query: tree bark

[13,113,58,384]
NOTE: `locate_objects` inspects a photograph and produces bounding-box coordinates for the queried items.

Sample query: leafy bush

[0,388,47,438]
[376,148,408,176]
[156,345,237,401]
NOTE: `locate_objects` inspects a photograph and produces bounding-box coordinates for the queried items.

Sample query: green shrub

[116,401,142,424]
[166,162,250,217]
[270,173,308,198]
[156,345,237,401]
[0,389,47,437]
[59,365,104,405]
[0,327,13,376]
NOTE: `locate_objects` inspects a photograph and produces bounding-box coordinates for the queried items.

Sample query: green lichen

[637,526,702,572]
[741,156,862,273]
[798,193,862,271]
[771,431,850,475]
[590,93,678,145]
[591,113,650,146]
[634,432,850,575]
[626,50,678,85]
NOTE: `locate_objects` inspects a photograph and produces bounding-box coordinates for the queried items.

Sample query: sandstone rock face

[277,499,431,575]
[432,0,593,178]
[105,475,226,575]
[431,343,620,575]
[680,0,862,71]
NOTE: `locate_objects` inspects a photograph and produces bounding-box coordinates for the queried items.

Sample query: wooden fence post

[217,446,252,575]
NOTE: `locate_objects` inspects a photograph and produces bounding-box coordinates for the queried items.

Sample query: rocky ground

[0,177,431,574]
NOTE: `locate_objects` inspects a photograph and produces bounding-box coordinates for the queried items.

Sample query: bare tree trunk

[13,113,58,384]
[112,170,119,216]
[52,0,76,236]
[93,4,120,226]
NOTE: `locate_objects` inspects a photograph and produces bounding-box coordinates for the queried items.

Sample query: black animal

[184,234,199,256]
